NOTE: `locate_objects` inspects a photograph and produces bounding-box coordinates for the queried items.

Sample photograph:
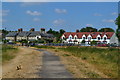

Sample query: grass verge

[2,45,18,63]
[58,46,119,78]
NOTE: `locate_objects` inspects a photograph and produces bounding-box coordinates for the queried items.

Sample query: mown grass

[58,46,119,78]
[2,45,18,62]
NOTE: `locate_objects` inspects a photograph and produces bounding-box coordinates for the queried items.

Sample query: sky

[1,2,119,32]
[2,0,120,2]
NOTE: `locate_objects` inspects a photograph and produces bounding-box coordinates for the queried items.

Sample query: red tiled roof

[61,32,114,39]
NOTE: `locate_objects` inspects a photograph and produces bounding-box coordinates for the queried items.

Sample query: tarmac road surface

[36,49,73,78]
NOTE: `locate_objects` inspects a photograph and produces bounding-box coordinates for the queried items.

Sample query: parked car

[80,44,91,46]
[7,42,15,45]
[97,43,108,47]
[30,43,35,46]
[108,43,119,47]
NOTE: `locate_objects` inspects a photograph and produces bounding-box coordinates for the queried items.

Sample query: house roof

[61,32,114,39]
[40,33,54,38]
[29,31,41,37]
[6,32,18,37]
[6,31,54,38]
[17,31,31,37]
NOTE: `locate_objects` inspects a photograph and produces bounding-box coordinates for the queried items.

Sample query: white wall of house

[110,33,119,44]
[28,35,41,40]
[6,37,15,41]
[61,34,112,44]
[16,37,28,41]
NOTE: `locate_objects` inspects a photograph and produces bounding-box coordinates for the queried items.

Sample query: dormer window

[104,37,107,40]
[75,37,77,39]
[98,37,100,40]
[88,37,91,40]
[69,37,72,39]
[83,37,86,40]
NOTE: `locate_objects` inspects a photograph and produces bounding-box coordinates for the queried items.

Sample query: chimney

[30,28,35,32]
[40,28,45,33]
[18,28,23,32]
[76,29,79,33]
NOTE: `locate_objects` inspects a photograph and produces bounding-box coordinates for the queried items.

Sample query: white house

[28,31,42,41]
[61,31,119,44]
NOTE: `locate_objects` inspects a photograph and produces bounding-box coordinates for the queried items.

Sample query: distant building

[6,32,18,41]
[16,31,30,41]
[5,28,54,42]
[61,30,119,44]
[28,31,41,41]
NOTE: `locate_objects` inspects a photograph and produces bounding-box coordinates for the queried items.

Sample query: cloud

[55,9,67,14]
[94,13,102,16]
[53,19,65,26]
[102,19,115,23]
[86,24,93,27]
[111,12,118,15]
[0,10,10,16]
[33,18,40,21]
[26,10,42,16]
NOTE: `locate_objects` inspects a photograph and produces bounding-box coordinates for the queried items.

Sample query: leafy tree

[80,27,97,32]
[59,29,65,34]
[91,40,97,45]
[115,14,120,42]
[19,39,28,43]
[47,28,66,42]
[81,40,85,43]
[2,29,9,39]
[98,28,115,32]
[47,28,53,33]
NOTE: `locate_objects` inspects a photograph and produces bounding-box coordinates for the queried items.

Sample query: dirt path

[36,49,72,78]
[2,47,43,78]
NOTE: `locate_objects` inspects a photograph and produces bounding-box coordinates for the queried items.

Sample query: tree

[47,28,66,42]
[59,29,65,34]
[91,40,97,45]
[80,27,97,32]
[47,28,53,34]
[98,28,115,32]
[115,14,120,42]
[81,40,85,43]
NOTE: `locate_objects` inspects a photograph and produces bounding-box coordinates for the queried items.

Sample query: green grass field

[58,47,119,78]
[1,45,18,62]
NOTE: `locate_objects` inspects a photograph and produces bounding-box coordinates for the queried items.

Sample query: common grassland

[58,46,119,78]
[2,45,18,62]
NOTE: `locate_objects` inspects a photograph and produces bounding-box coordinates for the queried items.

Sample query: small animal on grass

[16,65,22,70]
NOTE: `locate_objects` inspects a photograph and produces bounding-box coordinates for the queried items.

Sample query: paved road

[36,49,72,78]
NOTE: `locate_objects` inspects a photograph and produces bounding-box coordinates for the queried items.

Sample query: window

[75,37,77,39]
[63,37,65,39]
[104,37,106,40]
[98,37,100,40]
[69,37,72,39]
[88,37,91,40]
[83,37,86,40]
